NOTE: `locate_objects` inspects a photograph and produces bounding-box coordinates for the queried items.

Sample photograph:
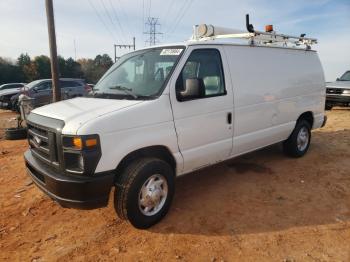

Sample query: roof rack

[191,14,317,49]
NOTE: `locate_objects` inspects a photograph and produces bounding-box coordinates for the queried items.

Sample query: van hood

[326,81,350,89]
[31,97,143,126]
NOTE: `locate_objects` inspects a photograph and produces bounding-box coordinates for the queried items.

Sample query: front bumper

[24,150,114,209]
[0,102,9,108]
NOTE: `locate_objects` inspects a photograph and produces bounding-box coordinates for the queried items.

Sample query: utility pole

[45,0,60,102]
[74,38,77,60]
[114,37,136,62]
[144,17,162,46]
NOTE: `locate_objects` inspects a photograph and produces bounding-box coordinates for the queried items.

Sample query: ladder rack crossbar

[195,31,317,45]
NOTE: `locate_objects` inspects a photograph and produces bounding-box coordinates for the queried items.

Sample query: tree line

[0,53,114,85]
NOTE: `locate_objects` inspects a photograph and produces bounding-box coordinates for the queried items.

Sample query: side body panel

[223,45,325,156]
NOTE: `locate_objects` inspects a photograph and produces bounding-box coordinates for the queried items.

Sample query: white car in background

[0,83,26,109]
[325,71,350,110]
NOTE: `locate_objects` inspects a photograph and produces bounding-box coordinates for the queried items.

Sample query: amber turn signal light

[85,138,98,148]
[265,25,273,32]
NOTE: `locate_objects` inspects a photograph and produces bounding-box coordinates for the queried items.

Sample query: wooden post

[45,0,60,102]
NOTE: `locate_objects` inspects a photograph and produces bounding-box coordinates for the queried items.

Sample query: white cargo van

[25,16,326,228]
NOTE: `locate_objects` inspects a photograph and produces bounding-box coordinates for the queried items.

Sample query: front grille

[27,123,58,166]
[326,88,343,94]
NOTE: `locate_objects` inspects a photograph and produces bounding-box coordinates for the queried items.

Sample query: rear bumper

[24,150,114,209]
[326,94,350,104]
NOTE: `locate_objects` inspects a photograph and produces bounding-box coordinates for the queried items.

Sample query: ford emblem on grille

[34,136,42,145]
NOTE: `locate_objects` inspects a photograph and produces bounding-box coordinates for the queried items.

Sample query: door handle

[227,112,232,124]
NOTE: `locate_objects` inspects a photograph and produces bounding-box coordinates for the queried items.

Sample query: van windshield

[25,80,44,89]
[339,71,350,81]
[92,47,185,99]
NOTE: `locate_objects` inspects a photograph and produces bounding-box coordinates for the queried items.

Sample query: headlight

[62,135,101,175]
[343,89,350,94]
[62,135,99,150]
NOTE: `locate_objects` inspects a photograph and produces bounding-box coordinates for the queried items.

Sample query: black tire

[11,101,19,112]
[5,127,27,140]
[283,120,311,158]
[114,157,175,229]
[325,104,332,110]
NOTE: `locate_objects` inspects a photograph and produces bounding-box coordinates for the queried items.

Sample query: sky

[0,0,349,81]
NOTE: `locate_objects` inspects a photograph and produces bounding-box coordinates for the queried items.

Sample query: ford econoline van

[24,20,326,228]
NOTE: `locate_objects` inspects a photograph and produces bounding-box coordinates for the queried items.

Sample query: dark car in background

[10,78,90,111]
[326,71,350,110]
[0,83,26,109]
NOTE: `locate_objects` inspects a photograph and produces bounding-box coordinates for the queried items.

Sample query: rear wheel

[114,157,175,229]
[325,103,333,110]
[283,120,311,158]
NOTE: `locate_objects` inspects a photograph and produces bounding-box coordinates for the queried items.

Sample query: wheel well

[297,111,314,128]
[115,146,176,175]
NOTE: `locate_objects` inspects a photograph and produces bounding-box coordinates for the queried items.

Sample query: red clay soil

[0,108,349,261]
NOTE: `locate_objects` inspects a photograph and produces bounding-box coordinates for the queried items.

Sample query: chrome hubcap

[297,127,309,151]
[138,174,168,216]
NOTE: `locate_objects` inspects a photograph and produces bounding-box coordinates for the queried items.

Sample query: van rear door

[170,46,234,173]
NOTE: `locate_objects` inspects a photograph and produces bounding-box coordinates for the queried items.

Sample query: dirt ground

[0,108,349,262]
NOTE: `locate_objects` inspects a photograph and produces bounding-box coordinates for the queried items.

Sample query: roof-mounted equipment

[191,14,317,49]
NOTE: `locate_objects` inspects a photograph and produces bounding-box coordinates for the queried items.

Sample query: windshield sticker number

[160,49,182,56]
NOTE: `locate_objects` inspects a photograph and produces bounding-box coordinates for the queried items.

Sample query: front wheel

[114,157,175,229]
[283,120,311,158]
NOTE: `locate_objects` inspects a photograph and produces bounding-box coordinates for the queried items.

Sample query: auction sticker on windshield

[160,49,183,56]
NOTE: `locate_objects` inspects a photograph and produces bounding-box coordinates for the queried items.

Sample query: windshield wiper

[109,85,138,99]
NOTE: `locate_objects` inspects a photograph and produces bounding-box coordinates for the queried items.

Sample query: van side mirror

[336,78,340,81]
[32,87,38,93]
[177,78,204,101]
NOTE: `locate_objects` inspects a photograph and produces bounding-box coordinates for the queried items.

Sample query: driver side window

[36,81,52,91]
[176,49,226,101]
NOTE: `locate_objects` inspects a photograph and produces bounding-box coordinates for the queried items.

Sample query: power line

[142,0,145,32]
[108,0,129,40]
[144,17,162,46]
[100,0,126,42]
[148,0,152,18]
[161,0,176,31]
[116,0,136,35]
[88,0,116,41]
[166,0,189,33]
[168,0,194,34]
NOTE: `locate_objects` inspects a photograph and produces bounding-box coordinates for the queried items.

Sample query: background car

[10,78,89,111]
[0,83,26,91]
[325,70,350,110]
[87,83,94,91]
[0,83,27,109]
